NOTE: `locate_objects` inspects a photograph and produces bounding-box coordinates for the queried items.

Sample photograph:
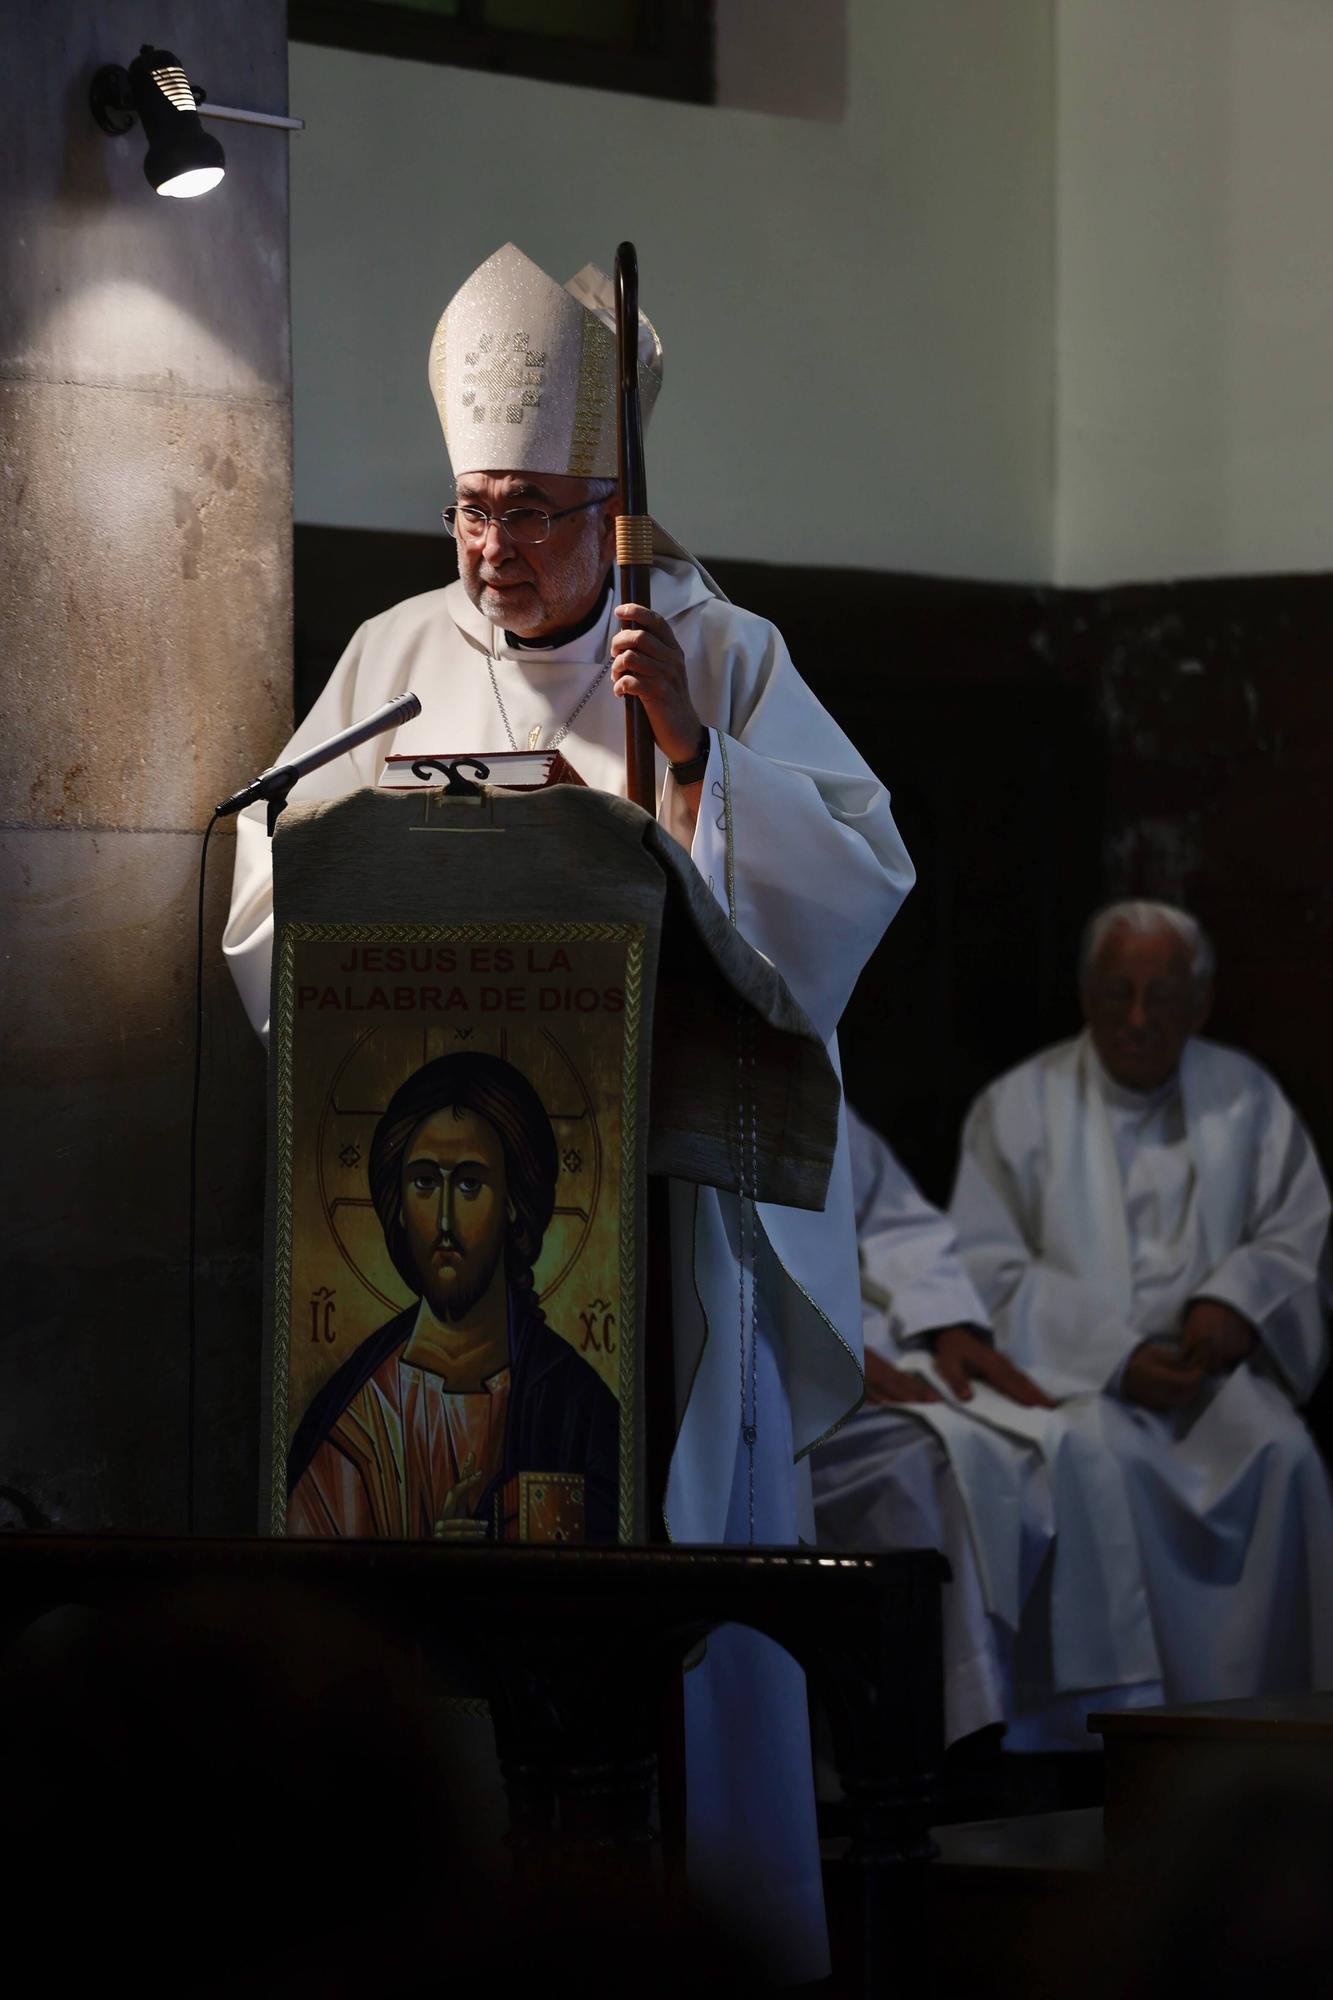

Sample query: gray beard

[472,538,607,638]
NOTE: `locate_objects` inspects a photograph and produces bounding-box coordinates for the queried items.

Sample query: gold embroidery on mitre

[461,329,541,428]
[569,314,615,476]
[429,246,657,478]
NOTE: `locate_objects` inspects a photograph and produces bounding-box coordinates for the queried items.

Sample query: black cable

[187,808,223,1535]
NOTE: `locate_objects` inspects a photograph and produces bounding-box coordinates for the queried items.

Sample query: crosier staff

[615,241,659,814]
[614,243,678,1588]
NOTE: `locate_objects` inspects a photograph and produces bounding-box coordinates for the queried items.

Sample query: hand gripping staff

[614,242,659,815]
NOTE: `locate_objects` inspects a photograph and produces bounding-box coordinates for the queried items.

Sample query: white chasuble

[947,1031,1333,1711]
[223,555,913,1984]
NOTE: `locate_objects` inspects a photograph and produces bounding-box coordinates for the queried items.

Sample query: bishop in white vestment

[223,244,913,1979]
[951,902,1333,1711]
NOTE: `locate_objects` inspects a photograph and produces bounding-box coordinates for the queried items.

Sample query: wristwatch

[668,727,711,786]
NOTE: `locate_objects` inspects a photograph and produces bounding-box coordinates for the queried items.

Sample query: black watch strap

[668,727,711,786]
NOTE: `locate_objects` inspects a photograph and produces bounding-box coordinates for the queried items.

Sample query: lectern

[262,777,843,1546]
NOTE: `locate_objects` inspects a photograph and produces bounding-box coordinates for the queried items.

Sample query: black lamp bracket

[91,63,301,137]
[92,63,216,135]
[90,65,139,137]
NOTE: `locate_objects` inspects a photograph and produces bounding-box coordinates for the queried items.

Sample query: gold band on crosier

[615,515,655,566]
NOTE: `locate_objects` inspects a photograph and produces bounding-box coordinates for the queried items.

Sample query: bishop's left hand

[1180,1297,1256,1374]
[611,604,705,768]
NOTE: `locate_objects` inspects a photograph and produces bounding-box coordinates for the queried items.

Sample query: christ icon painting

[285,1051,619,1542]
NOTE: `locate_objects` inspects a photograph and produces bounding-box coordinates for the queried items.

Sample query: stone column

[0,1,292,1530]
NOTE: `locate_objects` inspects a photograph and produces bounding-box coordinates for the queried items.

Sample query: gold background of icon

[269,923,644,1538]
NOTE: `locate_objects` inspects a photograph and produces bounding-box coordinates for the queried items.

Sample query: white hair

[1079,900,1216,995]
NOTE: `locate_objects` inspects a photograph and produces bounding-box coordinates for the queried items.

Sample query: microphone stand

[215,690,423,835]
[188,689,422,1529]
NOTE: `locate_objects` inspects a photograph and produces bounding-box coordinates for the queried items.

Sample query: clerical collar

[505,574,612,652]
[1086,1035,1180,1113]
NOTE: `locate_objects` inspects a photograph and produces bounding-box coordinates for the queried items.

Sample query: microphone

[215,692,423,816]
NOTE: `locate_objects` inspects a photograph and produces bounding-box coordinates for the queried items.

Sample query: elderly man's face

[398,1106,509,1323]
[454,469,617,639]
[1082,922,1211,1092]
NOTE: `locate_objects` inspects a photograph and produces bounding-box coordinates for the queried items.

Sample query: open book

[378,749,587,792]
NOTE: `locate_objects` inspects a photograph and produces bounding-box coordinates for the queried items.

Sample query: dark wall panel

[293,526,1333,1208]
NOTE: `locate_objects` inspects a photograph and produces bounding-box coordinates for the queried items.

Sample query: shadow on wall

[715,0,848,120]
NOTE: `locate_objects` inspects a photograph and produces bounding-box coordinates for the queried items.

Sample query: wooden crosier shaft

[614,242,658,816]
[614,242,676,1564]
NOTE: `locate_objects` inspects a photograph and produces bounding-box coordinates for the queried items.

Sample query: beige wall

[1055,0,1333,584]
[290,0,1056,580]
[0,0,291,1530]
[293,0,1333,590]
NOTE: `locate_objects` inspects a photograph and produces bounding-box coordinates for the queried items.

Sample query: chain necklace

[485,648,613,755]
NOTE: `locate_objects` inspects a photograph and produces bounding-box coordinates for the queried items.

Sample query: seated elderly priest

[813,1109,1164,1751]
[950,900,1333,1709]
[820,906,1333,1747]
[224,243,913,1983]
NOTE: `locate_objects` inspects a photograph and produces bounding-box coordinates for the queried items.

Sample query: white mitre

[428,242,663,480]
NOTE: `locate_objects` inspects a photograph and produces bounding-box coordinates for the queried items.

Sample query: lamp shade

[129,46,225,197]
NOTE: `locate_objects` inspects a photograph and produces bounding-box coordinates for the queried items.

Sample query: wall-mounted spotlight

[91,45,303,200]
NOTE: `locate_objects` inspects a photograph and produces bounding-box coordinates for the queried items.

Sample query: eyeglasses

[1087,977,1194,1018]
[441,495,607,547]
